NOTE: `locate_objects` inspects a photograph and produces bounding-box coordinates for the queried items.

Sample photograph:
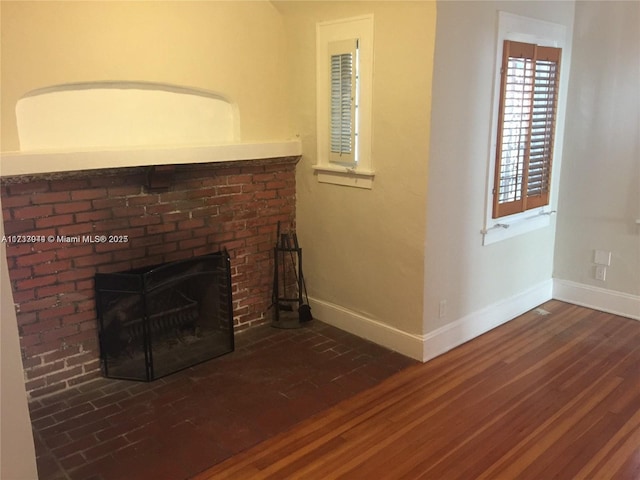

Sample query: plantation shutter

[329,39,358,164]
[493,40,561,218]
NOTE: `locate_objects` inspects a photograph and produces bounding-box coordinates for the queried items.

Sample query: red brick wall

[1,157,298,398]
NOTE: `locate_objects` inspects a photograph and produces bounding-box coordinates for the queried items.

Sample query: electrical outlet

[594,250,612,266]
[595,265,607,281]
[439,300,447,319]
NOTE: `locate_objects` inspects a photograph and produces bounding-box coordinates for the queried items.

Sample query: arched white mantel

[2,82,300,176]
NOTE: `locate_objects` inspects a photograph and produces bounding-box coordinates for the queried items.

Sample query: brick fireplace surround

[1,156,299,399]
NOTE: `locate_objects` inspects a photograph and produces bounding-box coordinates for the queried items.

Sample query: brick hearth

[1,156,299,398]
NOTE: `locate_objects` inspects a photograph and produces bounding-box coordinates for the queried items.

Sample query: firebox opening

[95,251,234,382]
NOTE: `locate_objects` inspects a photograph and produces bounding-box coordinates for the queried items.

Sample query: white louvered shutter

[329,39,358,165]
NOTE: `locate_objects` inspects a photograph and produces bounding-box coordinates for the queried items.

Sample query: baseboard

[308,279,638,366]
[309,279,553,363]
[552,279,640,321]
[307,298,424,361]
[421,280,554,362]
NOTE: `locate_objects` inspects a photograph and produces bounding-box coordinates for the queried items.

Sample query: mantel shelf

[0,140,302,177]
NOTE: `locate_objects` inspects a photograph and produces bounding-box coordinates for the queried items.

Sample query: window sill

[312,164,375,189]
[481,209,556,245]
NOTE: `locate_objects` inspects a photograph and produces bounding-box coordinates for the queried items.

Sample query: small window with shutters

[314,15,374,189]
[493,40,561,218]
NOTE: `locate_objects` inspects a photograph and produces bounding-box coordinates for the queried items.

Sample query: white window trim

[482,12,569,245]
[314,15,374,189]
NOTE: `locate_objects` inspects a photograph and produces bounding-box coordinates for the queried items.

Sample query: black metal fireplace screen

[95,251,234,381]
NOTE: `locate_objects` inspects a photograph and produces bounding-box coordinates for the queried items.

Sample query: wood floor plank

[192,301,640,479]
[472,318,640,480]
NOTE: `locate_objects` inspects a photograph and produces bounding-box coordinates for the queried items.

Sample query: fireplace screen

[95,251,234,381]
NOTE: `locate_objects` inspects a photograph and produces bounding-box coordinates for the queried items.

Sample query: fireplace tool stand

[272,223,312,329]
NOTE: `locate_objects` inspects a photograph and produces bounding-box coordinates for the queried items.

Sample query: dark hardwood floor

[30,317,416,480]
[193,300,640,479]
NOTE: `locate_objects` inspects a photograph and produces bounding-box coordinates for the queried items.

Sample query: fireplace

[95,251,233,381]
[0,153,299,398]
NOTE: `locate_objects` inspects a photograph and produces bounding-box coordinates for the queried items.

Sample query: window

[493,40,562,218]
[315,15,374,189]
[482,12,568,245]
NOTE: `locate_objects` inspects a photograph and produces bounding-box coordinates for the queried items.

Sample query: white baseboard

[308,298,424,361]
[309,279,638,366]
[309,279,554,363]
[553,279,640,321]
[421,280,554,362]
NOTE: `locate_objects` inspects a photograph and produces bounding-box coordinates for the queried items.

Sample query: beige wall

[554,0,640,297]
[0,0,290,152]
[0,8,38,478]
[275,1,435,337]
[425,1,575,331]
[0,196,38,479]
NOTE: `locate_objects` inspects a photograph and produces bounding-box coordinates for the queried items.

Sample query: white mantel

[0,140,302,177]
[4,82,301,177]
